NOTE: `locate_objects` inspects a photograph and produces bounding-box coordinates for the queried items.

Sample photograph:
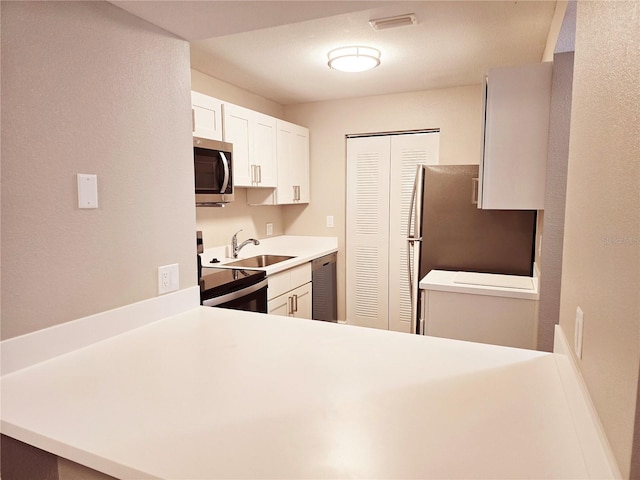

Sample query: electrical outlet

[266,223,273,236]
[158,264,179,295]
[327,215,334,228]
[575,306,584,359]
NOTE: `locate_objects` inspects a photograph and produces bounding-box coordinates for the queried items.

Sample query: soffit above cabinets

[110,1,557,105]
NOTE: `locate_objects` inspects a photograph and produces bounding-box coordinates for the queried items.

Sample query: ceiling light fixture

[369,13,417,31]
[327,46,381,73]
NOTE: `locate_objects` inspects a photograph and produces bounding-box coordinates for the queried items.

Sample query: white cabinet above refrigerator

[478,62,552,210]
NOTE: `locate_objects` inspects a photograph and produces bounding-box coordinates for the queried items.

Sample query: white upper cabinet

[478,62,552,210]
[253,112,278,187]
[275,120,310,204]
[223,102,277,188]
[191,91,223,141]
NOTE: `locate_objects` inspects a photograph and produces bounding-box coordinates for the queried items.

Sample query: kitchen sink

[225,254,295,268]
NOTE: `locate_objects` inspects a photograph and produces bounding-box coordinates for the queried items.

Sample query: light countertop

[1,305,610,479]
[419,269,539,300]
[200,235,338,275]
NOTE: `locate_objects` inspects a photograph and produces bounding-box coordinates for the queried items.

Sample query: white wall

[558,1,640,477]
[284,85,483,320]
[1,2,196,339]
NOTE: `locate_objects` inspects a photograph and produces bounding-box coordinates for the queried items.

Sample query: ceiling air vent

[369,14,417,31]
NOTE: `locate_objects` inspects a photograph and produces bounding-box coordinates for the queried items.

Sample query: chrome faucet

[231,229,260,258]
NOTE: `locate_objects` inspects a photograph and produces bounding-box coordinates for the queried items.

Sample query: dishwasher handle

[312,252,337,271]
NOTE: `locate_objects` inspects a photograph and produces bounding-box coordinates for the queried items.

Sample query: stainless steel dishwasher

[312,252,337,322]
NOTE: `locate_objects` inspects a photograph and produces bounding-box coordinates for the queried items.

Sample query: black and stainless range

[199,267,268,313]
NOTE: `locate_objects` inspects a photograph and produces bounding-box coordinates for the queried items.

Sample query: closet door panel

[388,133,440,333]
[346,136,390,330]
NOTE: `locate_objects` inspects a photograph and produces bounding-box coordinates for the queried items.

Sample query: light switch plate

[327,215,334,228]
[266,223,273,236]
[77,174,98,209]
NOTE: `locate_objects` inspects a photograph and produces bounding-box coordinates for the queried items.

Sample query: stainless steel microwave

[194,137,234,206]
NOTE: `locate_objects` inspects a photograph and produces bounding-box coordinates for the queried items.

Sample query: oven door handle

[202,277,268,307]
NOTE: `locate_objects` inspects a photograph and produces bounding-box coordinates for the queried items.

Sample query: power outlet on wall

[158,264,179,295]
[266,223,273,236]
[574,306,584,359]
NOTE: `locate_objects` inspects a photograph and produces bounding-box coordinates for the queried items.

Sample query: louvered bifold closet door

[388,133,440,332]
[346,136,391,330]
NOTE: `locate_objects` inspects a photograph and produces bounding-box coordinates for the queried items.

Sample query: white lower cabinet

[421,289,538,349]
[267,263,312,319]
[268,283,312,319]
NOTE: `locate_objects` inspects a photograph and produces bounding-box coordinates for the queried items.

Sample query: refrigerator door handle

[471,177,479,205]
[407,164,425,335]
[408,237,422,334]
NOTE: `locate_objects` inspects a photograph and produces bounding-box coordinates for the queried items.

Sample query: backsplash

[196,188,285,249]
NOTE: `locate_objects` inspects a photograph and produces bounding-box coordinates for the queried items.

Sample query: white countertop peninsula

[1,304,619,479]
[200,235,338,275]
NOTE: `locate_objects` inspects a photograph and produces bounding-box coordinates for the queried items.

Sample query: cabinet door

[479,62,552,209]
[423,289,538,349]
[276,120,310,204]
[267,283,312,319]
[223,103,252,186]
[268,295,290,316]
[253,112,278,187]
[191,91,222,141]
[291,283,312,319]
[290,125,310,203]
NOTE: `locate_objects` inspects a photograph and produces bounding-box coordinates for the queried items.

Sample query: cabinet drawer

[290,262,311,289]
[268,262,311,300]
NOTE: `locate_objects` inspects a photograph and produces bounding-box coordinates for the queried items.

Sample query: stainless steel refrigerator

[407,165,537,333]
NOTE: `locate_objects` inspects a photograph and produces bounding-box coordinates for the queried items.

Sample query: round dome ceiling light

[327,46,381,73]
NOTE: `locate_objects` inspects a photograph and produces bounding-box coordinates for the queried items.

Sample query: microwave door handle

[219,152,230,193]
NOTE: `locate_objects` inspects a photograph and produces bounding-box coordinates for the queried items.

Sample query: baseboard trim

[553,324,622,478]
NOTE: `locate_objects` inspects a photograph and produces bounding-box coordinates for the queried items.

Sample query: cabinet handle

[251,165,256,184]
[288,296,294,315]
[471,178,479,205]
[292,294,298,313]
[257,165,262,184]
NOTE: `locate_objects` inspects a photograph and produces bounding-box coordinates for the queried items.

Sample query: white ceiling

[112,1,557,105]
